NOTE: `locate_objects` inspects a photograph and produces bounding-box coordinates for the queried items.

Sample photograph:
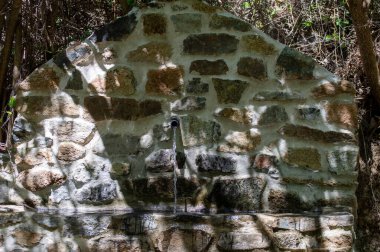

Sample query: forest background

[0,0,379,250]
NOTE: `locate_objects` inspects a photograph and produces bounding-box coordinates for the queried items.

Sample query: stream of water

[172,126,178,215]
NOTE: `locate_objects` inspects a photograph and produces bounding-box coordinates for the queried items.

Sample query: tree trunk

[347,0,380,104]
[0,0,6,33]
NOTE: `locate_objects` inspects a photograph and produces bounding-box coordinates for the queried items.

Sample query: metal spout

[170,116,180,128]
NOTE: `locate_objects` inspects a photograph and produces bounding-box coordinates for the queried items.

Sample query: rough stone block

[312,80,355,98]
[18,67,60,92]
[327,149,358,174]
[283,147,321,170]
[146,149,176,173]
[12,115,35,144]
[190,59,228,75]
[196,154,236,173]
[88,11,137,42]
[171,96,206,112]
[32,213,60,230]
[276,47,315,79]
[102,134,140,156]
[210,14,251,32]
[218,129,261,153]
[146,66,184,96]
[47,119,96,145]
[14,148,54,168]
[278,124,355,144]
[57,142,86,162]
[297,105,321,120]
[12,229,43,247]
[74,180,117,204]
[65,69,83,90]
[258,105,289,125]
[241,34,277,55]
[17,94,80,122]
[237,57,267,80]
[89,67,136,95]
[267,189,306,212]
[213,78,249,104]
[273,230,315,250]
[253,91,305,101]
[84,97,162,121]
[66,42,93,66]
[192,1,219,13]
[324,102,357,129]
[171,13,202,32]
[210,177,266,211]
[186,78,209,94]
[217,232,270,250]
[128,41,172,64]
[0,181,9,203]
[64,215,111,237]
[215,107,253,124]
[17,167,66,192]
[180,115,221,147]
[89,235,150,251]
[143,13,167,35]
[110,214,157,234]
[183,34,239,55]
[321,229,353,250]
[155,228,213,252]
[172,3,189,11]
[251,154,277,171]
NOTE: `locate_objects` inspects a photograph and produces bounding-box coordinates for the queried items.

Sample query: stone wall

[0,0,357,250]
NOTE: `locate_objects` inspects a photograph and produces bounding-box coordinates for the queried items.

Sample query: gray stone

[186,78,209,94]
[65,42,93,66]
[180,115,221,147]
[183,34,239,55]
[258,105,289,125]
[110,214,157,234]
[88,11,138,42]
[102,134,140,156]
[74,180,117,204]
[0,212,24,227]
[196,154,236,173]
[297,106,321,120]
[237,57,267,80]
[145,149,175,173]
[153,124,171,142]
[278,124,356,144]
[171,96,206,112]
[213,78,249,104]
[210,14,251,32]
[276,47,315,79]
[273,230,308,249]
[218,129,261,153]
[210,177,266,211]
[253,91,305,101]
[0,181,9,203]
[33,136,53,148]
[32,213,60,230]
[64,215,111,237]
[171,13,202,33]
[88,234,150,251]
[171,3,189,11]
[190,59,229,75]
[218,232,270,250]
[50,186,71,204]
[65,70,83,90]
[155,228,213,252]
[12,115,35,144]
[327,149,358,175]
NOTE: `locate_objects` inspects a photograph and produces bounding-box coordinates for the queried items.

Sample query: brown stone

[143,13,167,35]
[241,34,277,55]
[324,102,357,129]
[237,57,267,80]
[210,14,251,32]
[15,148,54,169]
[251,154,277,171]
[146,66,184,96]
[312,80,355,98]
[57,142,86,162]
[218,129,261,153]
[268,189,308,212]
[51,119,96,145]
[192,1,219,13]
[18,67,60,92]
[283,147,321,170]
[215,107,253,124]
[128,42,172,64]
[18,168,66,192]
[278,124,356,144]
[213,78,249,104]
[84,96,162,121]
[183,34,239,55]
[272,230,308,250]
[89,67,136,95]
[190,59,228,75]
[171,13,202,33]
[12,229,43,247]
[89,235,148,252]
[321,229,353,249]
[16,95,79,122]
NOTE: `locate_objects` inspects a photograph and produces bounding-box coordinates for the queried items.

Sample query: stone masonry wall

[0,0,357,251]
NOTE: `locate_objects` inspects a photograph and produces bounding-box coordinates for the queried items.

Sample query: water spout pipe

[170,116,180,128]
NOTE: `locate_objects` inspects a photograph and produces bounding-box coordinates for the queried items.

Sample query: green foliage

[7,96,16,109]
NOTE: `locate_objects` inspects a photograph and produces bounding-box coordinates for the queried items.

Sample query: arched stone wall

[0,0,357,250]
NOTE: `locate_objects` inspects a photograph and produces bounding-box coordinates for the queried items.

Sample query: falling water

[172,126,178,215]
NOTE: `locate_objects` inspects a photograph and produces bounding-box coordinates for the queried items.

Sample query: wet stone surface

[196,154,237,173]
[186,78,209,94]
[213,78,249,104]
[237,57,267,80]
[180,115,221,147]
[183,33,239,55]
[190,59,229,75]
